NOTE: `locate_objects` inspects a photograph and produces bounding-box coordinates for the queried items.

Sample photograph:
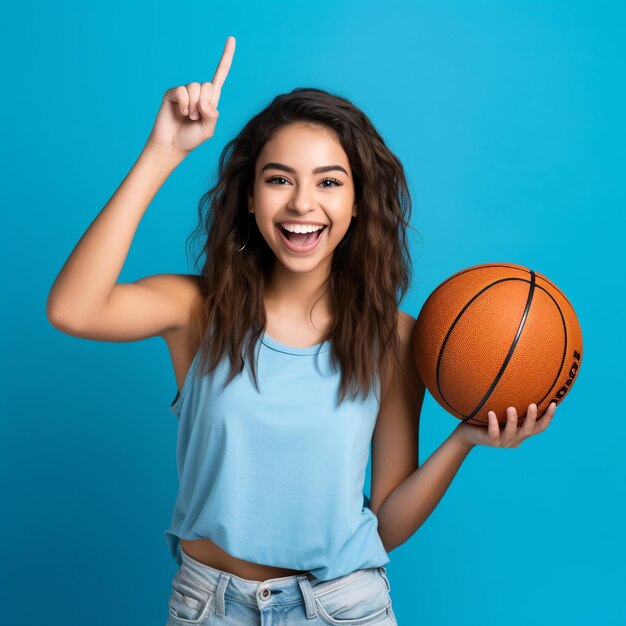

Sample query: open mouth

[276,224,327,253]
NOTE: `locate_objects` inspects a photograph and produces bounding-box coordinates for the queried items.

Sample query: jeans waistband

[178,546,385,618]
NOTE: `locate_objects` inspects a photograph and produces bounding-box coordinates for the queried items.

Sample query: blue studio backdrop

[2,1,623,625]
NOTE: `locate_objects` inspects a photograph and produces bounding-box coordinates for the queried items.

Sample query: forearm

[47,141,185,325]
[376,426,474,552]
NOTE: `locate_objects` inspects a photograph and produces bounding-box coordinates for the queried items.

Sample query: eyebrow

[260,162,349,176]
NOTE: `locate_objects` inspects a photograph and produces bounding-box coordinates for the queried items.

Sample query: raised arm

[47,36,236,341]
[46,143,186,336]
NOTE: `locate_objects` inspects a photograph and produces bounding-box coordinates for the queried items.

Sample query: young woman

[47,36,556,626]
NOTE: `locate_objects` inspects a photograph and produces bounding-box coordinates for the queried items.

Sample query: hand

[147,35,236,156]
[453,402,557,449]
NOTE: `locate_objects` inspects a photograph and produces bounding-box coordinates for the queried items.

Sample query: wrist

[450,424,477,453]
[142,138,188,167]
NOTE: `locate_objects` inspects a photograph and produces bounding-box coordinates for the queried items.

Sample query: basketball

[412,263,583,426]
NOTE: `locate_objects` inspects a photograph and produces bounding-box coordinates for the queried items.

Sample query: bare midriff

[179,537,310,582]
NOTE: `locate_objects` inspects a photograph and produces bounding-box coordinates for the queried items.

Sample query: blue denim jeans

[166,547,398,625]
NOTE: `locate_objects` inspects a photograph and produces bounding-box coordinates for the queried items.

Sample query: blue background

[2,1,623,624]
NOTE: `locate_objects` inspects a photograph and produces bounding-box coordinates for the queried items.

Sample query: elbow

[46,296,62,328]
[381,535,401,554]
[46,295,67,329]
[46,296,81,333]
[378,525,396,554]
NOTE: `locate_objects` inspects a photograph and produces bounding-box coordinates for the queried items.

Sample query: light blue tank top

[164,330,390,581]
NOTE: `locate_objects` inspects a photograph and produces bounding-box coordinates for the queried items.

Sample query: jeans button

[259,587,271,600]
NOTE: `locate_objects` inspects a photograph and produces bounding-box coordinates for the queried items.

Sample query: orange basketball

[412,262,583,426]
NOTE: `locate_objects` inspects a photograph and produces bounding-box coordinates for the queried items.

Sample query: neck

[265,259,332,320]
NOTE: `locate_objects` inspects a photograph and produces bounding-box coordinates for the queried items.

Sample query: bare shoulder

[398,309,417,339]
[386,309,424,399]
[135,272,203,341]
[164,273,202,304]
[151,272,201,297]
[159,273,202,338]
[379,310,419,394]
[396,310,419,358]
[397,310,421,384]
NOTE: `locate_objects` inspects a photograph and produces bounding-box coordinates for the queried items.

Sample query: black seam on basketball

[533,284,568,409]
[433,274,570,422]
[460,270,536,423]
[434,276,532,416]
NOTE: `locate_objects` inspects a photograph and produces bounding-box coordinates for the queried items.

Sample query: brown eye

[266,176,289,185]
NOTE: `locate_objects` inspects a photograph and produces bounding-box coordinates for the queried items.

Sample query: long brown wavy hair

[185,87,414,405]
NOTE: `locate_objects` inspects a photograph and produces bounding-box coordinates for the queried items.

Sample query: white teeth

[279,223,324,234]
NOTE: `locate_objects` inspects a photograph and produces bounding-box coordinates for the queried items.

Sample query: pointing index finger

[210,35,236,107]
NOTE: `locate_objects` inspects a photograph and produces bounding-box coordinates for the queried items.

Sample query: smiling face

[248,123,357,279]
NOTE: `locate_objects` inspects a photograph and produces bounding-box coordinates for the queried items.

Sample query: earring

[237,214,251,252]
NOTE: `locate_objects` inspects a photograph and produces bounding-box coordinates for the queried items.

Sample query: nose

[287,184,316,214]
